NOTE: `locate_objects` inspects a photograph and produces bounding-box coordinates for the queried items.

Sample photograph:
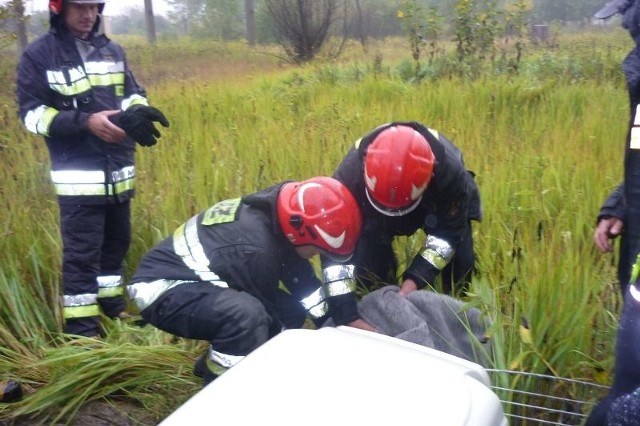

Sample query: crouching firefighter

[127,177,377,385]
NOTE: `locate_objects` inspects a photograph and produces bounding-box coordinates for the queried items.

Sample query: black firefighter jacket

[332,121,482,289]
[129,183,358,327]
[16,12,149,205]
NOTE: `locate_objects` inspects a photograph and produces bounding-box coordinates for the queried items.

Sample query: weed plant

[0,31,631,422]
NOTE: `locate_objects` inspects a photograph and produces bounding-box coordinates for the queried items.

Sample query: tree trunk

[245,0,255,46]
[12,0,27,54]
[144,0,157,44]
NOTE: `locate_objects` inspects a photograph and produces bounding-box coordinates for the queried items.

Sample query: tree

[11,0,27,53]
[144,0,157,44]
[264,0,337,63]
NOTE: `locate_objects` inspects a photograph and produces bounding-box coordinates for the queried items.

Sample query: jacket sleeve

[16,47,91,138]
[403,136,473,289]
[597,182,625,223]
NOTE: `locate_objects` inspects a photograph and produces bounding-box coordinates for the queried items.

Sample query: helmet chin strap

[365,189,422,217]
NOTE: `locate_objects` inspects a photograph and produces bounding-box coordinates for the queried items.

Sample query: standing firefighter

[16,0,169,337]
[322,122,481,303]
[127,177,375,384]
[587,1,640,424]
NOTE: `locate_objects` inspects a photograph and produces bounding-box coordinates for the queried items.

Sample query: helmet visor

[365,189,422,217]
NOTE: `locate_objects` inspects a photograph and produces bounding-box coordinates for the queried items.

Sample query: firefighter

[127,177,375,384]
[16,0,169,337]
[322,122,481,302]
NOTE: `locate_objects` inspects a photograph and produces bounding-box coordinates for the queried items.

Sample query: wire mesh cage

[486,369,611,425]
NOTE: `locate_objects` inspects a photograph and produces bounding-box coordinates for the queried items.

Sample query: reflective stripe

[173,216,225,282]
[122,94,149,111]
[127,279,228,311]
[209,346,244,368]
[50,167,136,197]
[64,292,98,307]
[63,292,100,319]
[48,65,92,96]
[300,287,325,310]
[323,264,355,283]
[24,105,58,136]
[64,304,101,319]
[97,275,124,298]
[85,61,125,87]
[300,287,329,320]
[419,235,454,270]
[325,279,356,297]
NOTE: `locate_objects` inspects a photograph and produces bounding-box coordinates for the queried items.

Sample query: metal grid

[486,369,611,425]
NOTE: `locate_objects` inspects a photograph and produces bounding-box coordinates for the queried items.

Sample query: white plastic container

[160,326,508,426]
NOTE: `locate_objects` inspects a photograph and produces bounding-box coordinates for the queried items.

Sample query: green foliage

[0,31,632,421]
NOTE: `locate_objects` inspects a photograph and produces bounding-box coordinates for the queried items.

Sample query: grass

[0,30,632,423]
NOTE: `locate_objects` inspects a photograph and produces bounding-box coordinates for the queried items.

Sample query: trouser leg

[141,282,277,381]
[59,203,105,336]
[98,201,131,318]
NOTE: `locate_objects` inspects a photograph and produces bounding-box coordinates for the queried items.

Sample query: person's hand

[119,105,170,147]
[399,278,418,297]
[346,318,379,333]
[87,110,127,143]
[594,217,624,253]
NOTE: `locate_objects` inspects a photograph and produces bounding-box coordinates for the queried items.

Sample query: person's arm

[594,182,625,253]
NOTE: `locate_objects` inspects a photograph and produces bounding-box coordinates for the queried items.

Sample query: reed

[0,31,630,422]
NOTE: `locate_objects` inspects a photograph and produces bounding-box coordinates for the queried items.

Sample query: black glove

[119,105,170,147]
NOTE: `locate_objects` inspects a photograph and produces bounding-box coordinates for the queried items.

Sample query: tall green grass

[0,32,631,422]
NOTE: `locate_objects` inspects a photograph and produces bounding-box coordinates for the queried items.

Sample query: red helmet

[278,177,361,261]
[50,0,105,14]
[364,125,435,216]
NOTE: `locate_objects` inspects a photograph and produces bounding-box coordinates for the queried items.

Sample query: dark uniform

[597,183,630,295]
[128,183,358,381]
[327,121,481,296]
[17,4,153,336]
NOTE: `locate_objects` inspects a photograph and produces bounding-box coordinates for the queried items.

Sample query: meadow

[0,27,635,424]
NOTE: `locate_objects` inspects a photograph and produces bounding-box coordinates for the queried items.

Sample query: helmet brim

[365,189,422,217]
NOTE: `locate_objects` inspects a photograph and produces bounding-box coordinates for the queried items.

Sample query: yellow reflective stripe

[24,105,59,136]
[122,94,149,110]
[49,79,92,96]
[64,304,101,319]
[206,358,228,376]
[173,217,222,282]
[420,248,448,270]
[51,167,136,196]
[54,183,107,196]
[113,178,135,194]
[98,286,124,297]
[88,72,125,87]
[427,128,440,139]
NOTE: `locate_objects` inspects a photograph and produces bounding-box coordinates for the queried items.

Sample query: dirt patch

[3,400,159,426]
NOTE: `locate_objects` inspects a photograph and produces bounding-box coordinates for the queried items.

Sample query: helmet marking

[297,182,322,213]
[314,225,346,249]
[411,182,428,201]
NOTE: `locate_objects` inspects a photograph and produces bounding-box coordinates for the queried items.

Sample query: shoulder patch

[202,198,241,225]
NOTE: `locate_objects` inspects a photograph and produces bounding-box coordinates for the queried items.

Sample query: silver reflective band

[173,216,224,282]
[97,275,122,288]
[300,287,325,310]
[323,264,355,283]
[24,105,57,135]
[84,60,124,75]
[127,279,188,311]
[51,170,105,184]
[63,293,98,307]
[111,166,135,182]
[209,346,244,368]
[325,279,356,297]
[308,302,328,319]
[127,279,229,311]
[419,235,454,270]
